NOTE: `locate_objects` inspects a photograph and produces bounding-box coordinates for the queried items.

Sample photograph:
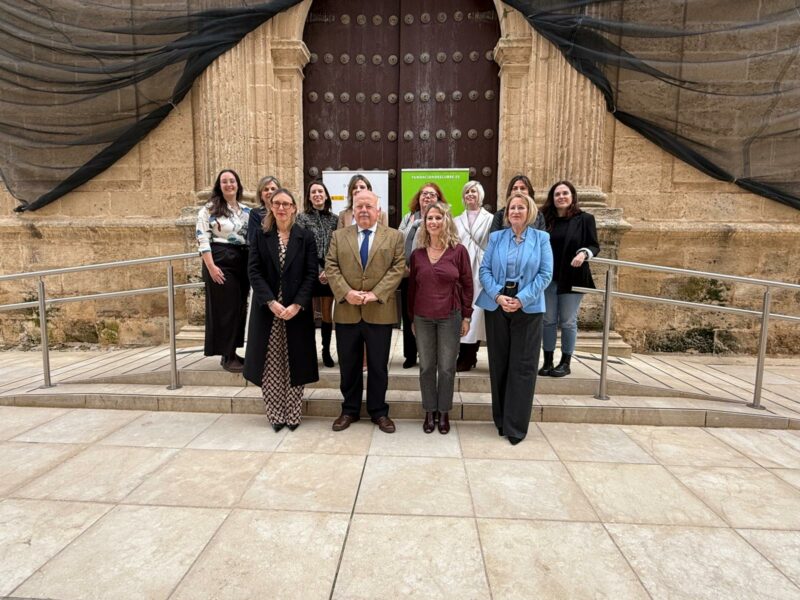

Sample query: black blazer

[550,211,600,295]
[243,224,319,387]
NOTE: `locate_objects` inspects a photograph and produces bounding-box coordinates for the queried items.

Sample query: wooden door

[303,0,500,225]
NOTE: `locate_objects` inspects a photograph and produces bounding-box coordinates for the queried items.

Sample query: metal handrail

[0,252,202,390]
[586,257,800,292]
[1,252,798,408]
[0,252,198,282]
[578,257,800,409]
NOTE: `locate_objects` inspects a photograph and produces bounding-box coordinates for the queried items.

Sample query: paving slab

[171,509,348,600]
[606,524,800,599]
[13,505,227,600]
[240,452,364,513]
[478,519,649,599]
[333,514,490,600]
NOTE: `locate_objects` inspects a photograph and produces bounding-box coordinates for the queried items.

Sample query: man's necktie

[360,229,371,269]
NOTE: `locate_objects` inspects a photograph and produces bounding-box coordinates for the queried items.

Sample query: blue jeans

[543,280,583,355]
[414,310,461,412]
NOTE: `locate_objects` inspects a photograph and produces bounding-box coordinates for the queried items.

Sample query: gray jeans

[414,310,461,412]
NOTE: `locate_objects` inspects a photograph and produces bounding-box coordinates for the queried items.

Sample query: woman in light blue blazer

[476,192,553,445]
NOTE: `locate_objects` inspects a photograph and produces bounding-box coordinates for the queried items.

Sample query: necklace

[427,245,446,264]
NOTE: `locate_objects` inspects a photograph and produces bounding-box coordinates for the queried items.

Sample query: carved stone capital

[271,40,311,77]
[493,37,533,73]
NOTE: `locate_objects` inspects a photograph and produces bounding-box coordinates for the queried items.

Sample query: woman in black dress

[297,179,339,367]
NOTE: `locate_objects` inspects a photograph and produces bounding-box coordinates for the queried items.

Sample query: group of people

[196,169,599,443]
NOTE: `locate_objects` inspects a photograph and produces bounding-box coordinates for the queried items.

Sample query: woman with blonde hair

[244,188,319,431]
[398,181,447,369]
[454,180,493,371]
[408,201,473,434]
[477,192,552,445]
[248,175,280,242]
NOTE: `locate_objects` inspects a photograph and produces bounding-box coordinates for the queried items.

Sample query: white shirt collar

[358,222,378,235]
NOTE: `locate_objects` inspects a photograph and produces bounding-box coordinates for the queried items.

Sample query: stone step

[175,325,205,348]
[2,384,792,430]
[72,367,713,400]
[570,331,632,358]
[175,325,633,356]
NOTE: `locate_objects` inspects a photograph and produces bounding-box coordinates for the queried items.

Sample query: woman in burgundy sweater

[408,202,474,434]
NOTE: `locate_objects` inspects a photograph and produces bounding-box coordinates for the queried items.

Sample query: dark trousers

[399,278,418,360]
[336,320,393,419]
[203,244,249,358]
[485,309,543,440]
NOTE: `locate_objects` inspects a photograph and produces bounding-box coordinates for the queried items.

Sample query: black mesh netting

[2,0,799,212]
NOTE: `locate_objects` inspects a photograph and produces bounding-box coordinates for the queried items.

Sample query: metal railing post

[595,266,615,401]
[749,286,771,409]
[166,262,181,390]
[37,277,53,388]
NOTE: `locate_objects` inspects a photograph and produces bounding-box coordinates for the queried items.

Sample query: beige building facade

[1,0,798,353]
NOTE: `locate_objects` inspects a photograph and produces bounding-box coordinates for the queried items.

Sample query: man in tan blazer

[326,191,405,433]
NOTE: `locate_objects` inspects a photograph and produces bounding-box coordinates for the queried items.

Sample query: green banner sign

[400,168,470,218]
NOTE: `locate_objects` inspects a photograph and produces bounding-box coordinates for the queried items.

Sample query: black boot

[321,321,334,368]
[551,353,572,377]
[456,343,478,372]
[538,351,555,376]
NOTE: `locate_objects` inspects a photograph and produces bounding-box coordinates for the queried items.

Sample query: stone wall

[0,96,199,348]
[610,122,800,353]
[1,0,798,353]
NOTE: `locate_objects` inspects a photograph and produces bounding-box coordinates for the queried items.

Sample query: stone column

[495,4,629,342]
[270,40,311,195]
[495,6,609,208]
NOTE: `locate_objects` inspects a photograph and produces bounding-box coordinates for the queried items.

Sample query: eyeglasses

[420,191,438,198]
[271,201,294,209]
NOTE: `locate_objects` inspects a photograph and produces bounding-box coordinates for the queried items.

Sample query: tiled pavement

[2,406,800,599]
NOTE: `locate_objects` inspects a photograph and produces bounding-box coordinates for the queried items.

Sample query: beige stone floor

[2,406,800,599]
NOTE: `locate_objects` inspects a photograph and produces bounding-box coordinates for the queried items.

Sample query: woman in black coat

[538,180,600,378]
[243,188,319,431]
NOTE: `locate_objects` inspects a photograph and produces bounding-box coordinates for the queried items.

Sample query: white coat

[454,208,493,343]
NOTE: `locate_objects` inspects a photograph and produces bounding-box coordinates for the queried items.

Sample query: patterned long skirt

[262,318,303,426]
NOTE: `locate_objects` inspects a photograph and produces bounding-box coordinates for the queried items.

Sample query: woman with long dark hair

[490,174,546,233]
[336,173,388,229]
[196,169,251,373]
[296,179,339,367]
[538,180,600,378]
[244,188,319,430]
